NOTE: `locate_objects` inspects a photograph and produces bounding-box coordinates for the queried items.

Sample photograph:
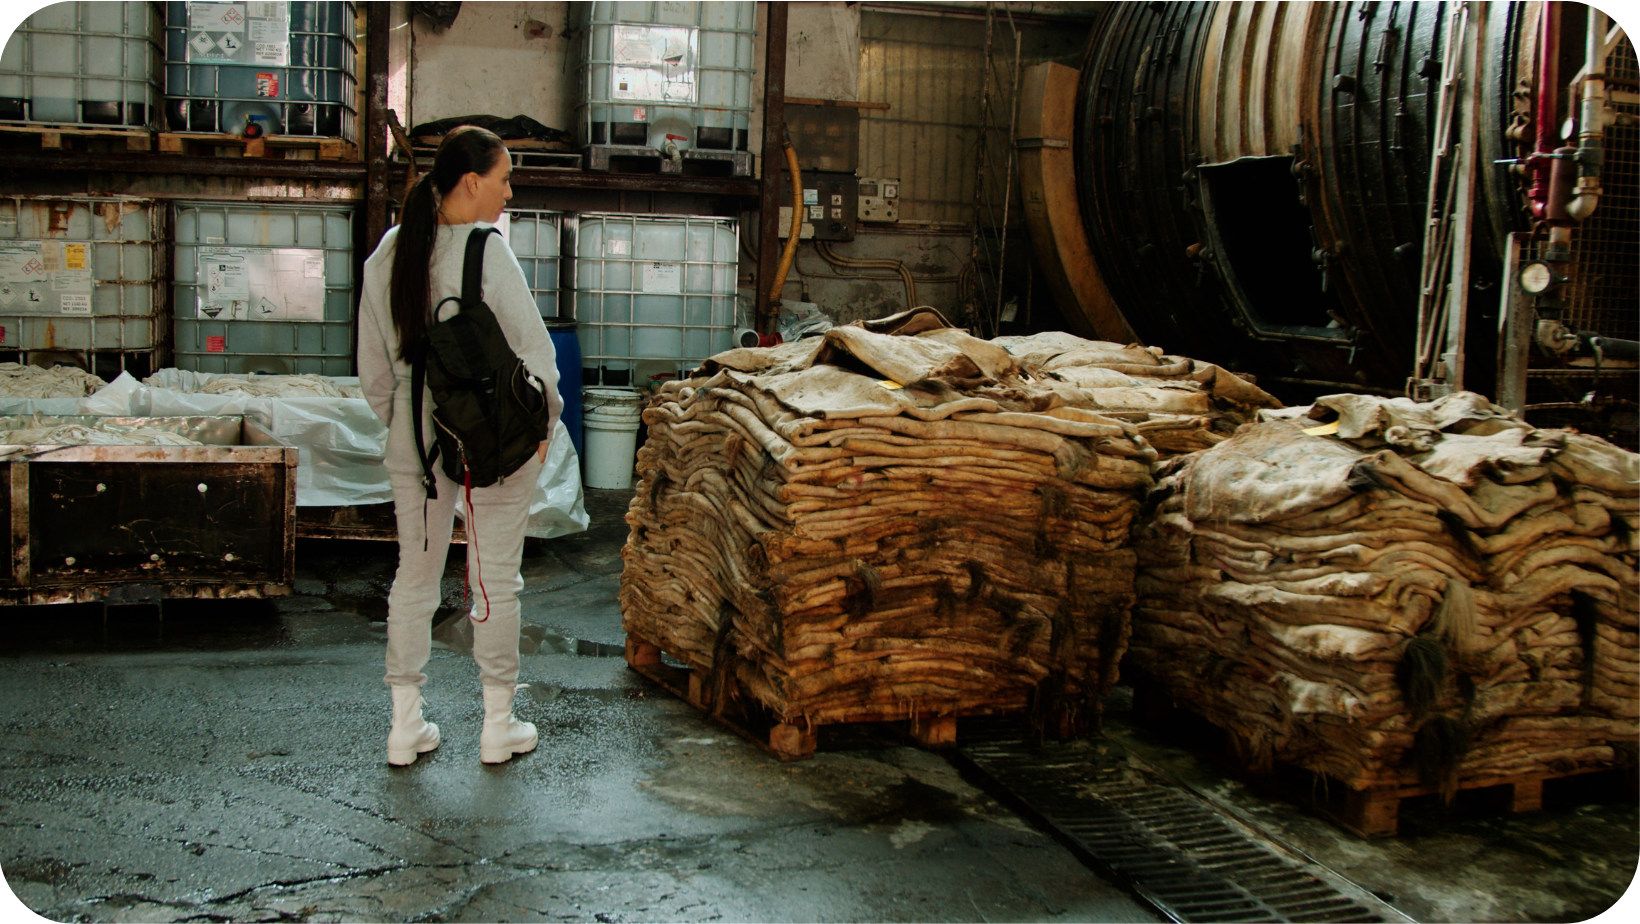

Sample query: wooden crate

[0,416,297,605]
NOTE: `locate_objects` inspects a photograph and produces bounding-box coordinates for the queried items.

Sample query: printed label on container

[0,325,7,343]
[610,24,698,104]
[253,42,288,66]
[207,335,227,353]
[185,1,288,66]
[641,262,682,294]
[199,246,326,321]
[0,241,93,315]
[255,72,280,98]
[188,3,245,32]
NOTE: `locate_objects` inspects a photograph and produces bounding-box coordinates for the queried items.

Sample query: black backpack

[411,227,551,499]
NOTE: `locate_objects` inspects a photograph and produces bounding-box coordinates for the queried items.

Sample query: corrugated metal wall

[857,10,1085,226]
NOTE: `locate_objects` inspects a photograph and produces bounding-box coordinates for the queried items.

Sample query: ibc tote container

[574,1,755,152]
[171,201,355,375]
[164,1,358,140]
[0,2,164,127]
[574,213,737,385]
[505,208,563,320]
[504,208,585,455]
[0,196,165,379]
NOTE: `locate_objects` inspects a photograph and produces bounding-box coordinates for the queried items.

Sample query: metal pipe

[1566,8,1607,221]
[814,240,918,308]
[1584,335,1640,361]
[1527,1,1560,219]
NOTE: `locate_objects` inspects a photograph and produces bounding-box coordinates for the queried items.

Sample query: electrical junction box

[776,170,857,241]
[784,104,859,172]
[859,177,900,223]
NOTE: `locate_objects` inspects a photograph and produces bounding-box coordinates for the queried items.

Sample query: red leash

[463,465,492,622]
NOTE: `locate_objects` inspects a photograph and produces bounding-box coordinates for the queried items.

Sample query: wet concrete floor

[0,487,1634,922]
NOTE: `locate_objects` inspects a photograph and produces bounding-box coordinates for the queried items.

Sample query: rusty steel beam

[385,167,758,200]
[510,168,759,197]
[754,2,790,331]
[355,1,392,378]
[2,150,366,181]
[363,1,391,253]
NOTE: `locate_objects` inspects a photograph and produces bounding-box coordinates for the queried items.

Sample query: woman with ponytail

[357,125,563,767]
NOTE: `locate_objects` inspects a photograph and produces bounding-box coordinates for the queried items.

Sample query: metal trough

[0,415,297,605]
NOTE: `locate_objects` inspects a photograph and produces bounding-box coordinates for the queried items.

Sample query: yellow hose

[768,138,802,309]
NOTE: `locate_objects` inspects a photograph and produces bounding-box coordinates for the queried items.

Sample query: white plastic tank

[0,196,164,379]
[575,1,755,153]
[171,201,355,375]
[0,2,165,128]
[505,209,563,320]
[164,1,358,140]
[574,212,738,386]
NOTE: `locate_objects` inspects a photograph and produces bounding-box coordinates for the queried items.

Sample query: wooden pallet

[1129,678,1636,837]
[584,144,753,177]
[1316,763,1627,838]
[156,131,357,161]
[625,633,1012,760]
[0,123,152,153]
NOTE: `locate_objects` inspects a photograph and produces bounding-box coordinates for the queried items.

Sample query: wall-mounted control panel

[776,170,858,241]
[858,177,900,223]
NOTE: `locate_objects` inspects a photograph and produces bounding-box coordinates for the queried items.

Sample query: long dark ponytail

[389,125,506,362]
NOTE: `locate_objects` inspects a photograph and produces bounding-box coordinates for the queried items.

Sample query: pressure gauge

[1519,261,1555,295]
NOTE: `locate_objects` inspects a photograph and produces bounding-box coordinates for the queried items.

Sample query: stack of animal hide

[621,310,1275,731]
[991,332,1278,456]
[0,362,105,398]
[146,371,364,399]
[1132,392,1639,793]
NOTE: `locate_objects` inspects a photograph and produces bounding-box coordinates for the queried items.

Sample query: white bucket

[582,386,644,489]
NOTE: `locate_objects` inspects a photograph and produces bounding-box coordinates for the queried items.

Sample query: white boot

[387,685,440,767]
[479,684,538,764]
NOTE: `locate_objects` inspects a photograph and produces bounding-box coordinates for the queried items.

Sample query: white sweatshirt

[357,222,563,477]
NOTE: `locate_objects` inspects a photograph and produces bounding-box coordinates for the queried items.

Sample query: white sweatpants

[383,454,544,692]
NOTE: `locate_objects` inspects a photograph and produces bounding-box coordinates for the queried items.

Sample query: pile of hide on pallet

[1132,392,1640,793]
[621,310,1276,732]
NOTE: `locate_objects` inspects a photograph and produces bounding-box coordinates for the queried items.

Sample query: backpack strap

[461,226,499,307]
[411,345,438,500]
[410,226,502,501]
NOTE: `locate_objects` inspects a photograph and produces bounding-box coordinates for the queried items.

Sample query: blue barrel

[547,319,584,458]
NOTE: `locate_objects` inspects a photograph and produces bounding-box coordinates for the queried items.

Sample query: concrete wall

[788,3,860,101]
[408,2,575,132]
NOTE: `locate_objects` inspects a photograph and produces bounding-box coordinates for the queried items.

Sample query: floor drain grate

[953,727,1411,924]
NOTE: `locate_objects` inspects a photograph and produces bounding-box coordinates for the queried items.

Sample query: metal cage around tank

[574,1,756,153]
[171,200,356,375]
[572,212,738,387]
[0,195,166,379]
[163,0,358,141]
[0,1,165,128]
